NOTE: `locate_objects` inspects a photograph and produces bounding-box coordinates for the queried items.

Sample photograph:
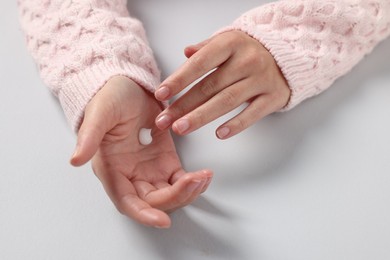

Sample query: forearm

[218,0,390,110]
[18,0,160,131]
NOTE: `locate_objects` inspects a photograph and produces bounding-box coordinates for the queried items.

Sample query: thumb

[70,104,112,167]
[184,38,211,58]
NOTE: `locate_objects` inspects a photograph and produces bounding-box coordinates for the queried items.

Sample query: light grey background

[1,1,390,259]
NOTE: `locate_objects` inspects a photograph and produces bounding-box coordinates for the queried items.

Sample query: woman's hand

[70,76,212,228]
[155,31,291,139]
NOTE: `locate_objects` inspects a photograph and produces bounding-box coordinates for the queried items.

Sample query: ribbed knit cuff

[58,60,160,132]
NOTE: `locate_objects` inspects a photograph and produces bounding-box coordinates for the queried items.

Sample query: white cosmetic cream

[138,128,153,145]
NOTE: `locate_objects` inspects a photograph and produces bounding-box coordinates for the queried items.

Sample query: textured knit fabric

[220,0,390,110]
[18,0,160,131]
[18,1,390,131]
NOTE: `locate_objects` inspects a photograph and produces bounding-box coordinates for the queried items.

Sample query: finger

[155,58,247,130]
[216,94,278,139]
[153,181,171,190]
[155,38,233,101]
[143,169,213,212]
[184,38,212,58]
[70,105,113,167]
[132,181,158,199]
[168,170,186,185]
[96,167,171,228]
[171,78,261,135]
[120,194,171,228]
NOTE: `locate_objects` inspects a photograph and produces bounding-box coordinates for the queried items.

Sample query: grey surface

[1,1,390,259]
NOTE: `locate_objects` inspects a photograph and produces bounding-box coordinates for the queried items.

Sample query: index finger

[155,37,233,101]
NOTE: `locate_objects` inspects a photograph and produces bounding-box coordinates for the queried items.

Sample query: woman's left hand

[155,30,291,139]
[71,76,212,228]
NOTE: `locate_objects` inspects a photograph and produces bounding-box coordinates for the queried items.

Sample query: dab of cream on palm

[139,128,153,145]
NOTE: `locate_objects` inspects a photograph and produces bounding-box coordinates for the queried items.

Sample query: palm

[72,76,212,228]
[93,86,186,210]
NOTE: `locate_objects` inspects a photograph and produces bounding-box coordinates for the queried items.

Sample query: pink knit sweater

[18,0,390,131]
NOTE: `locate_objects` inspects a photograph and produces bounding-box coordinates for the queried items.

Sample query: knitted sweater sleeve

[18,0,160,131]
[219,0,390,110]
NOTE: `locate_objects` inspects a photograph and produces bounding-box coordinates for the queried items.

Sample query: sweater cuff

[216,24,320,112]
[58,60,160,132]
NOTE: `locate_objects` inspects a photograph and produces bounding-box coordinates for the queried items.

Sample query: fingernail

[173,118,190,134]
[217,127,230,139]
[186,180,203,192]
[155,86,170,100]
[156,114,172,129]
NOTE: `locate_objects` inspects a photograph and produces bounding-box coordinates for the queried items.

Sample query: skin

[154,30,291,139]
[70,76,213,228]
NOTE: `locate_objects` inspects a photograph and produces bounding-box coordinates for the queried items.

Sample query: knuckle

[188,54,207,73]
[226,31,246,46]
[219,89,237,107]
[170,102,187,117]
[234,58,248,71]
[166,77,185,91]
[190,110,204,127]
[248,104,263,119]
[234,116,248,131]
[211,37,227,50]
[224,35,239,49]
[234,53,263,73]
[256,54,268,71]
[199,78,217,97]
[248,50,266,69]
